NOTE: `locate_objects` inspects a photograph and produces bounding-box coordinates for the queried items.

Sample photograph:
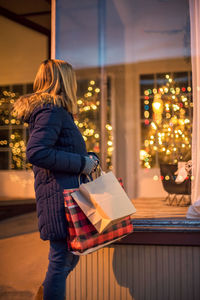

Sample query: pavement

[0,212,49,300]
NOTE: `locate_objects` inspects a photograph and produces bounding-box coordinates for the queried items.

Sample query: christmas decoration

[0,79,113,170]
[0,89,31,170]
[140,74,192,169]
[76,79,113,170]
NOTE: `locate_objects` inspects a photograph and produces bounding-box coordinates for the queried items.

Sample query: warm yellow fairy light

[185,119,190,124]
[108,146,114,153]
[144,100,149,105]
[94,133,99,139]
[91,104,97,110]
[166,149,170,155]
[144,90,149,96]
[179,119,185,125]
[165,103,170,110]
[77,99,83,105]
[90,80,95,85]
[106,124,112,131]
[182,144,185,148]
[153,88,157,94]
[153,175,159,181]
[165,175,170,180]
[87,92,92,97]
[162,147,166,151]
[150,140,154,145]
[95,88,100,93]
[144,111,150,118]
[108,141,112,146]
[166,74,170,79]
[140,150,148,160]
[169,78,172,83]
[78,123,83,128]
[84,106,90,111]
[88,87,93,91]
[173,147,177,151]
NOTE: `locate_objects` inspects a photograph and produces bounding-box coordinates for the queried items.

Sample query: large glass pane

[55,0,191,212]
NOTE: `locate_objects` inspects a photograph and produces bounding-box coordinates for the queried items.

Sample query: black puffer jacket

[24,97,88,240]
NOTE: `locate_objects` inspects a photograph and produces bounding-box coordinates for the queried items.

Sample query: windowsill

[115,218,200,247]
[132,218,200,232]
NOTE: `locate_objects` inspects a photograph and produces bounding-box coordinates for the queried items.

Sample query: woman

[13,59,98,300]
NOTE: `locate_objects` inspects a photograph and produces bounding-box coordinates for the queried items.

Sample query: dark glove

[82,156,98,175]
[87,152,100,165]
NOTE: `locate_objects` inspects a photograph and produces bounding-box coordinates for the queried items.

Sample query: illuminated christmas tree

[140,74,192,168]
[0,90,31,170]
[76,79,113,169]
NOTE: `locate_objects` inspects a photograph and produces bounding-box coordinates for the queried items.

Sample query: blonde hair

[33,59,78,114]
[13,59,78,120]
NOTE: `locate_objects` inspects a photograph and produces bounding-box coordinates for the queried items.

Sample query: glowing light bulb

[153,175,159,181]
[77,99,83,105]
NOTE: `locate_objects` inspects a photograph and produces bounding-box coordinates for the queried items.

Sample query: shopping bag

[71,171,136,233]
[63,189,133,255]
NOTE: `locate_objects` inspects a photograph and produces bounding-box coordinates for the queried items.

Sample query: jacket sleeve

[26,106,85,173]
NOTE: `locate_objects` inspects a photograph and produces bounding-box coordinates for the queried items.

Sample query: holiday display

[0,89,31,170]
[0,80,113,170]
[140,73,192,169]
[76,79,113,170]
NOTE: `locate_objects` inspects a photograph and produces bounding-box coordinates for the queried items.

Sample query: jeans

[43,240,79,300]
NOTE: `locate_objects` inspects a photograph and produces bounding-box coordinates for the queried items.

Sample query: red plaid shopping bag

[63,186,133,255]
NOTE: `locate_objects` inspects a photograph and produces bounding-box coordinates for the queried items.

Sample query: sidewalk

[0,213,49,300]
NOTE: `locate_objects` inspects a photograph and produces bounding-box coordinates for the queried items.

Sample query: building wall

[0,16,48,85]
[0,16,48,199]
[66,244,200,300]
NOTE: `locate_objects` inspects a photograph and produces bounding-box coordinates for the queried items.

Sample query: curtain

[187,0,200,218]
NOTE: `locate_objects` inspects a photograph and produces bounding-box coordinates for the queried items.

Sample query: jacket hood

[13,92,63,122]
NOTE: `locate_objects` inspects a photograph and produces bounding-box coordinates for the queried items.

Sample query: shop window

[140,71,192,168]
[0,79,112,170]
[76,77,112,170]
[0,84,32,170]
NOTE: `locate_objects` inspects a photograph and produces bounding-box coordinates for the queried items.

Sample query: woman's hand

[82,156,98,175]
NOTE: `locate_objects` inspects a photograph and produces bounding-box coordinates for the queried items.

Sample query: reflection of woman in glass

[13,59,98,300]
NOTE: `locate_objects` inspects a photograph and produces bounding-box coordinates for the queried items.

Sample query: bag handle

[78,165,105,186]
